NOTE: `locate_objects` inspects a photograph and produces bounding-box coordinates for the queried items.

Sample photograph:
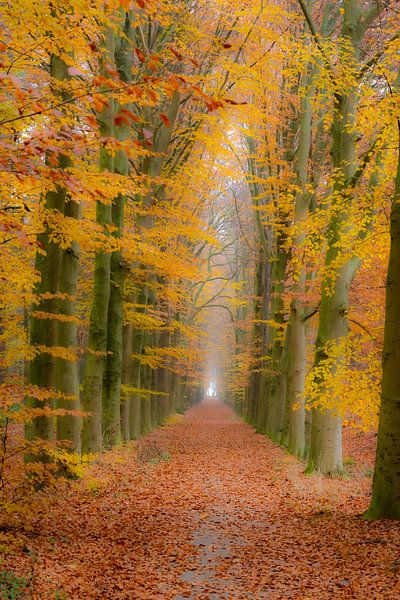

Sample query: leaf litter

[3,401,400,599]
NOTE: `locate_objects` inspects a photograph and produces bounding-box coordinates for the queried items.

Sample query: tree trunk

[102,194,125,447]
[121,322,132,442]
[81,210,112,454]
[263,237,287,438]
[266,323,290,443]
[246,257,264,425]
[81,28,116,454]
[287,68,313,458]
[129,304,145,440]
[366,100,400,520]
[26,55,70,450]
[307,0,366,473]
[102,11,133,448]
[55,197,81,452]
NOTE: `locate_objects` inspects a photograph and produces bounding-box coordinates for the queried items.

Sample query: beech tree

[367,71,400,520]
[1,0,400,528]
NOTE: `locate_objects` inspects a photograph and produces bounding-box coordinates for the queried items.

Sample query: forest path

[17,401,400,599]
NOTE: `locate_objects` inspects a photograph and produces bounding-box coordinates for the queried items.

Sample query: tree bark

[366,88,400,519]
[26,55,70,451]
[307,0,371,473]
[81,27,115,454]
[102,10,133,448]
[287,67,313,458]
[55,196,81,452]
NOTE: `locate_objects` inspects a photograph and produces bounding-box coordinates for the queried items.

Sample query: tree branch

[302,304,320,322]
[296,0,334,83]
[193,304,235,322]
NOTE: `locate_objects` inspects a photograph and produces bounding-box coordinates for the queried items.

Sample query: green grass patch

[0,570,29,599]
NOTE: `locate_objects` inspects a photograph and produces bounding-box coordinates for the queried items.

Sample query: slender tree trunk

[255,260,270,433]
[121,322,132,442]
[247,257,264,425]
[267,322,290,443]
[174,373,184,413]
[150,353,160,428]
[140,329,153,434]
[27,191,65,444]
[102,193,125,447]
[264,237,287,439]
[129,299,145,440]
[155,327,170,423]
[141,378,152,435]
[55,197,81,452]
[287,68,313,457]
[81,203,112,454]
[169,371,178,414]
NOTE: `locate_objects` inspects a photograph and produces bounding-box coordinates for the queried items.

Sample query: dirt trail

[12,401,400,599]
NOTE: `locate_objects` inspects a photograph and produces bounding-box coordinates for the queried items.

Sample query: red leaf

[224,98,247,106]
[114,114,130,127]
[104,64,119,78]
[160,113,171,127]
[48,154,59,166]
[147,89,157,103]
[126,85,143,98]
[120,108,140,123]
[205,99,223,112]
[87,115,98,128]
[135,48,146,63]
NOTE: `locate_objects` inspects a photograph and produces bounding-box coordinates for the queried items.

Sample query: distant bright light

[207,381,216,398]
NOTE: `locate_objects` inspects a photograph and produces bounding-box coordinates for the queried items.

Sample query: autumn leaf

[135,47,146,63]
[160,113,171,127]
[170,47,183,61]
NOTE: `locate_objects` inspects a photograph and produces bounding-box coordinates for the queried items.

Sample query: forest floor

[4,401,400,599]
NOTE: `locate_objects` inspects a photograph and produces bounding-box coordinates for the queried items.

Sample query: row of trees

[215,0,400,520]
[1,0,400,521]
[0,0,252,503]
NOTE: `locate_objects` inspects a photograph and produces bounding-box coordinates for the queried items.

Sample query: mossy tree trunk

[286,66,314,458]
[81,28,116,454]
[246,255,266,425]
[102,11,133,448]
[26,55,70,451]
[121,321,132,442]
[55,196,81,452]
[264,236,288,439]
[307,0,380,473]
[129,295,145,440]
[366,77,400,520]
